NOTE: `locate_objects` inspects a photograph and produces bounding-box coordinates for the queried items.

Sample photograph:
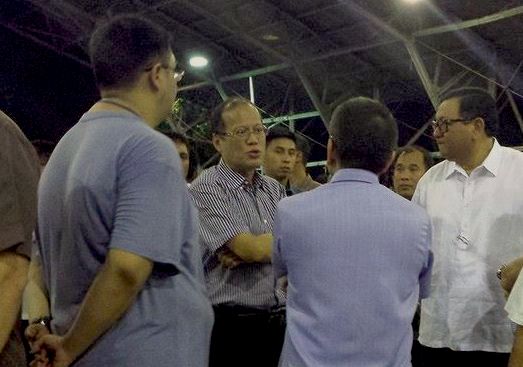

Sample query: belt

[213,305,285,318]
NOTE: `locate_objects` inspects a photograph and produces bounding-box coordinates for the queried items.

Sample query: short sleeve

[411,173,428,209]
[271,207,287,278]
[190,181,250,254]
[419,217,433,299]
[109,137,189,275]
[506,270,523,325]
[0,113,39,257]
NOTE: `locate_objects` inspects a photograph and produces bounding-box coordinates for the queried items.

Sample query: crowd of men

[2,13,523,367]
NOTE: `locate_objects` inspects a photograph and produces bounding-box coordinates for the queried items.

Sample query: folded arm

[227,233,273,264]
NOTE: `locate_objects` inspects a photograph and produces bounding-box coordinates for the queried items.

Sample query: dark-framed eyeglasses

[217,125,267,139]
[431,118,472,134]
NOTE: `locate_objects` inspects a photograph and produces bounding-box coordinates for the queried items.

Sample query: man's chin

[397,188,414,199]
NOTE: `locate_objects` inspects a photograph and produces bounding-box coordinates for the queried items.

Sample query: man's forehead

[396,150,424,164]
[223,103,260,123]
[436,97,461,117]
[268,137,296,149]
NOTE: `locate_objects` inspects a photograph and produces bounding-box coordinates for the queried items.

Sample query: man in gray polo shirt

[27,15,213,367]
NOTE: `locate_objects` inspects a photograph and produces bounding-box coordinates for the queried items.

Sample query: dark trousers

[209,306,286,367]
[0,322,27,367]
[417,345,510,367]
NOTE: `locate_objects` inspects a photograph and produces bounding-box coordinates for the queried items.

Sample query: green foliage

[157,98,219,171]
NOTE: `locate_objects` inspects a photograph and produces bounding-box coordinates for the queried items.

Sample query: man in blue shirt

[27,15,213,367]
[273,97,433,366]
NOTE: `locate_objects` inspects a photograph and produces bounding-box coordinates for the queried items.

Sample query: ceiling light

[189,56,208,68]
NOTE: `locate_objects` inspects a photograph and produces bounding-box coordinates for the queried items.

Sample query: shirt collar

[481,138,502,176]
[444,138,501,178]
[330,168,379,184]
[217,159,266,190]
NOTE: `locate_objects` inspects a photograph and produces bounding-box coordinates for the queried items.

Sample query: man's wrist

[62,332,85,363]
[30,316,52,329]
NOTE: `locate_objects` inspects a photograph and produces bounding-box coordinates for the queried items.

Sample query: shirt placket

[241,182,269,234]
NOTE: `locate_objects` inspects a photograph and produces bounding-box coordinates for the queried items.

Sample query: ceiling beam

[294,67,330,127]
[507,90,523,134]
[414,5,523,38]
[338,0,409,44]
[404,40,438,108]
[173,0,290,62]
[132,0,260,69]
[180,38,396,91]
[337,1,441,109]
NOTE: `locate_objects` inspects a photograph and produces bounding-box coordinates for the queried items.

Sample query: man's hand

[26,323,50,348]
[218,248,244,269]
[31,335,75,367]
[26,322,51,365]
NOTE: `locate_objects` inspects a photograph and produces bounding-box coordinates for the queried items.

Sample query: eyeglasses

[144,64,185,82]
[164,65,185,82]
[431,118,472,134]
[217,125,267,139]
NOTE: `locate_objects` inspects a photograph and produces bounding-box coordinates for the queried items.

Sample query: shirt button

[456,234,470,250]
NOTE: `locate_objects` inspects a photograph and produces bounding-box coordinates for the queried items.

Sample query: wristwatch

[30,316,52,329]
[497,264,507,280]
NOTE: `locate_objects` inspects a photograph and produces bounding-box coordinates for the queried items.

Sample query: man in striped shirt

[190,97,286,367]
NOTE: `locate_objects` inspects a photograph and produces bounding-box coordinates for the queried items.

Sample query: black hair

[330,97,398,174]
[89,15,172,89]
[438,87,498,137]
[266,126,296,146]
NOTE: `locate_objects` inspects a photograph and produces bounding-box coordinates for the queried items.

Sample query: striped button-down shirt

[190,160,286,308]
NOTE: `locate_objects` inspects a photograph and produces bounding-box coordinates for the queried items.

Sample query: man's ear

[473,117,487,136]
[326,138,338,174]
[146,62,163,91]
[295,151,303,165]
[212,134,222,154]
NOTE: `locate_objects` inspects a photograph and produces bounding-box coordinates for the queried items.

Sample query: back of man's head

[89,15,172,90]
[438,87,498,137]
[330,97,398,174]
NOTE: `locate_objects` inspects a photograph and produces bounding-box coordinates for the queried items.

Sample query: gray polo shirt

[37,111,213,366]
